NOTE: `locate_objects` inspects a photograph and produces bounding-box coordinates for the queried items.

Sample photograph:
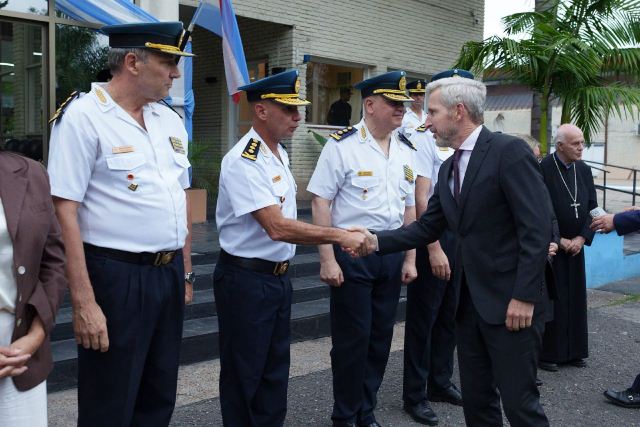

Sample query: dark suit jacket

[0,152,67,390]
[614,210,640,236]
[377,127,551,325]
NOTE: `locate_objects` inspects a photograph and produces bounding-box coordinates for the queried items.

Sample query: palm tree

[456,0,640,154]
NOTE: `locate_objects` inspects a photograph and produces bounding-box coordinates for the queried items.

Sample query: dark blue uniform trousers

[403,230,457,405]
[213,261,292,427]
[331,247,404,424]
[78,250,185,427]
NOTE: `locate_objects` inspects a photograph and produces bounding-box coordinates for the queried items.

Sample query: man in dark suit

[350,76,552,426]
[591,208,640,409]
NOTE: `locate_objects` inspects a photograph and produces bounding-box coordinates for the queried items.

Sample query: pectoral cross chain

[571,202,580,219]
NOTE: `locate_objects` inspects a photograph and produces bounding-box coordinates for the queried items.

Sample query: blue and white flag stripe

[56,0,157,25]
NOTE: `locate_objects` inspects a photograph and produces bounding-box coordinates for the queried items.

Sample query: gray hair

[425,77,486,124]
[107,48,149,74]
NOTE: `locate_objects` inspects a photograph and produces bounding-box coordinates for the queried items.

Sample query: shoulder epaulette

[398,132,417,150]
[241,138,261,161]
[329,126,357,142]
[48,91,80,125]
[416,124,427,133]
[160,99,183,119]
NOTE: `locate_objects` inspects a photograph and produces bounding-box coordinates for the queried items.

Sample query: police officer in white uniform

[48,22,195,427]
[215,69,368,427]
[402,69,473,425]
[308,71,418,427]
[400,79,427,139]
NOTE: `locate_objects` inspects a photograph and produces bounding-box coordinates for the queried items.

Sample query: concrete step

[51,274,330,342]
[47,289,408,393]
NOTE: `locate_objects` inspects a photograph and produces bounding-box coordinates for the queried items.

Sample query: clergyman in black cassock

[539,124,597,367]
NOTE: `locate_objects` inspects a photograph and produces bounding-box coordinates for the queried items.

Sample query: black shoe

[332,421,356,427]
[538,361,559,372]
[428,384,463,406]
[536,377,543,387]
[569,358,587,368]
[403,401,439,425]
[358,422,382,427]
[604,388,640,408]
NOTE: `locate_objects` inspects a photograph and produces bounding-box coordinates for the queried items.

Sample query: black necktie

[453,149,463,202]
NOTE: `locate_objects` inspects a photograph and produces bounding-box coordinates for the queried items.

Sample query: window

[306,61,364,127]
[0,0,47,16]
[0,19,45,160]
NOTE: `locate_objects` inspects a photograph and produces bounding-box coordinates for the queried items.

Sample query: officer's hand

[320,259,344,287]
[590,213,615,234]
[428,245,451,281]
[72,299,109,352]
[401,260,418,284]
[343,227,376,257]
[505,298,534,332]
[185,282,194,305]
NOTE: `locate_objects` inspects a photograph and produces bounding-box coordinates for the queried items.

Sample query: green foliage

[456,0,640,152]
[188,140,222,200]
[55,25,108,104]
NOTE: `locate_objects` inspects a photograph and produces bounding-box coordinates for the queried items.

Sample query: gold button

[16,318,22,327]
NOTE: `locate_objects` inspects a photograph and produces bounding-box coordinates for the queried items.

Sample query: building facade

[0,0,484,209]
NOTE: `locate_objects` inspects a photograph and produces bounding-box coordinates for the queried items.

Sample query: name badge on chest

[169,137,185,154]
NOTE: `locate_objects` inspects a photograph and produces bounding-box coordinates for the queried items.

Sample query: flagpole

[188,0,204,33]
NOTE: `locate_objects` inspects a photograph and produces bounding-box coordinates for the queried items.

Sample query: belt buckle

[273,261,290,276]
[153,251,175,266]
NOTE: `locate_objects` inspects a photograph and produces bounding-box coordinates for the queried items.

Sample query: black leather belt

[219,249,290,276]
[84,243,180,266]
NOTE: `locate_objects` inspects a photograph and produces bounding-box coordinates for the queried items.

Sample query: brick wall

[181,0,484,202]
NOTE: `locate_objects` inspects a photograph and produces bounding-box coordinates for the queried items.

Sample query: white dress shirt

[448,125,483,195]
[48,83,191,253]
[0,199,16,313]
[307,119,416,231]
[216,128,297,262]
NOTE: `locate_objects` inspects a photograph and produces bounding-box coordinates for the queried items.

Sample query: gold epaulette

[329,126,357,141]
[416,124,427,133]
[397,132,417,151]
[241,138,261,161]
[48,91,80,125]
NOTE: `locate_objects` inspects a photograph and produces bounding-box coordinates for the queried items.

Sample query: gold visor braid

[260,93,300,99]
[145,42,181,52]
[372,88,408,95]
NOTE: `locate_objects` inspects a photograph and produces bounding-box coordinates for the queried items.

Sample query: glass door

[0,19,45,161]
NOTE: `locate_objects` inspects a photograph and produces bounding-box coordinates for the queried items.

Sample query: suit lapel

[458,126,492,212]
[0,156,27,242]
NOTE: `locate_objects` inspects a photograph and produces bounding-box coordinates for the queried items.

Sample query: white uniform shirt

[216,128,297,262]
[307,119,416,231]
[401,107,427,138]
[412,129,454,200]
[0,199,16,313]
[48,83,190,253]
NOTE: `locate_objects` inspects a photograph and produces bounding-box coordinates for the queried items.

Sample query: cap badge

[416,81,422,90]
[399,76,406,91]
[295,78,301,94]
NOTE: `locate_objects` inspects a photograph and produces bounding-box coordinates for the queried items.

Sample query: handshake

[339,226,378,257]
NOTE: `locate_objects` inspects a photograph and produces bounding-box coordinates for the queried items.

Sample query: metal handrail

[584,160,640,210]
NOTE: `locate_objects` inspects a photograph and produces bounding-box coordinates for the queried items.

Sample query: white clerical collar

[458,125,483,151]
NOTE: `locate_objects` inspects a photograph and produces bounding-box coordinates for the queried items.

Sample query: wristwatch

[185,272,196,285]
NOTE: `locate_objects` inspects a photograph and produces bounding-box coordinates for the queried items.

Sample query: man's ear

[363,97,374,115]
[454,103,466,121]
[254,102,268,120]
[123,52,140,75]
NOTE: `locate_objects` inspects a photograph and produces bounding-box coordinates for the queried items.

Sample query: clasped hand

[340,226,377,257]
